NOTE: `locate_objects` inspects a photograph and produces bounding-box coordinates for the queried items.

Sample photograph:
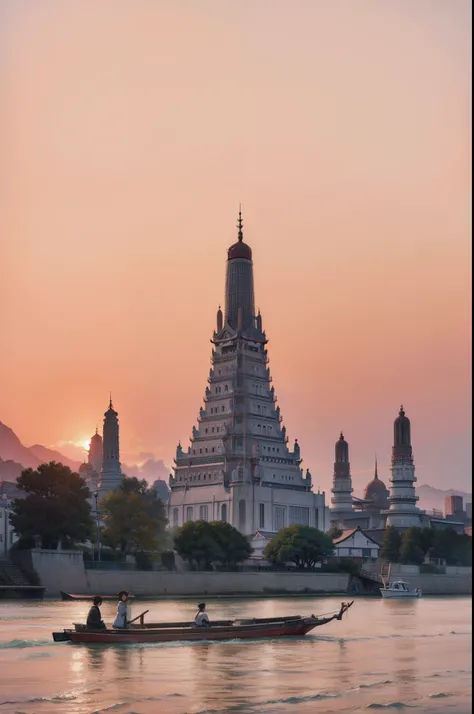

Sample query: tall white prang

[385,406,422,528]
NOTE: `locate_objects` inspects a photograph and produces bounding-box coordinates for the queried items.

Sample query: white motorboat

[380,580,422,598]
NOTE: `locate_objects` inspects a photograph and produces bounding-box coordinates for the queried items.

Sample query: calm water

[0,597,471,714]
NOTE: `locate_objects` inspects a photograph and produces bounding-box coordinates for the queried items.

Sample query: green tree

[328,526,344,541]
[10,462,93,549]
[173,520,223,570]
[431,529,472,566]
[100,477,167,554]
[209,521,253,567]
[400,527,425,565]
[379,526,402,562]
[263,525,334,570]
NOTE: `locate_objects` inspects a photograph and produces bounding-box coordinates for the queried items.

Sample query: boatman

[194,602,210,627]
[86,596,106,630]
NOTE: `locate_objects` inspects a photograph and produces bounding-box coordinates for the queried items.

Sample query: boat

[380,580,422,598]
[52,601,354,644]
[60,592,136,601]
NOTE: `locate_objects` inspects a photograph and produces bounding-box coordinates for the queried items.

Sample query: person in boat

[86,596,106,630]
[113,591,129,629]
[194,602,210,628]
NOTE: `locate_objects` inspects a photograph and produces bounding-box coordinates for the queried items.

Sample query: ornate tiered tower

[385,406,421,528]
[330,433,353,520]
[88,429,103,474]
[99,396,122,494]
[169,211,326,535]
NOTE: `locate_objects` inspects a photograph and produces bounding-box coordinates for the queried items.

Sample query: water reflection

[86,645,106,671]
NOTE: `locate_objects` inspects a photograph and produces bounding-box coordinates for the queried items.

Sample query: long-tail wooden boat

[52,601,353,644]
[60,592,136,602]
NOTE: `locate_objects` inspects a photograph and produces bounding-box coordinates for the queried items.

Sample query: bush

[134,551,153,571]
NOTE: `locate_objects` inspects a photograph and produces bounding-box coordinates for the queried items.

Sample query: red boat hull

[66,619,319,644]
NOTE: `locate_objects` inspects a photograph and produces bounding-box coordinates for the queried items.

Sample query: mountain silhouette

[0,421,80,476]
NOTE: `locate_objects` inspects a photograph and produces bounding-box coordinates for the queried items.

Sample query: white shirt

[113,601,128,629]
[194,611,209,627]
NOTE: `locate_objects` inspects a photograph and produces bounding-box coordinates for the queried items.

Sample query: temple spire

[237,204,243,242]
[374,454,378,479]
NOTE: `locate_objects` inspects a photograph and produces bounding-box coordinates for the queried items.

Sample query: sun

[78,439,91,452]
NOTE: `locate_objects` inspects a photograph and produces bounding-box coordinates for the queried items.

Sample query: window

[172,508,179,527]
[289,506,309,526]
[238,499,246,531]
[221,503,227,522]
[186,506,193,522]
[362,548,372,558]
[259,503,265,529]
[275,506,285,531]
[200,505,209,521]
[222,406,225,412]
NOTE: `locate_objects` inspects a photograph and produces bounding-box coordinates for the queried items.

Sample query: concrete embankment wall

[13,549,88,596]
[13,550,472,597]
[84,570,350,597]
[387,564,472,595]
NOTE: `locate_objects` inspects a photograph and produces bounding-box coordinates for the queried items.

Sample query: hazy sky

[1,0,471,492]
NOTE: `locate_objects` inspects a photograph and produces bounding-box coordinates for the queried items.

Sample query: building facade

[384,406,422,528]
[168,212,327,536]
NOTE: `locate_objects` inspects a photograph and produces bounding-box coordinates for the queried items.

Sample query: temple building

[384,406,422,528]
[80,397,123,497]
[330,432,354,520]
[99,396,123,495]
[168,211,327,536]
[79,428,102,491]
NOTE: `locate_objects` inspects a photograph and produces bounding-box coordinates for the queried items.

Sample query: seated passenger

[113,590,129,629]
[87,596,106,630]
[194,602,210,627]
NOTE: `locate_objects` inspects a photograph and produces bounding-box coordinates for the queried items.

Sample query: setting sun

[78,439,90,452]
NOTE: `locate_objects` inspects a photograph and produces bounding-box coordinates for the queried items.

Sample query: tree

[263,525,334,570]
[100,477,168,554]
[328,526,343,541]
[379,526,402,562]
[173,520,253,570]
[209,521,253,567]
[10,462,93,549]
[431,529,472,566]
[173,520,223,570]
[400,527,425,565]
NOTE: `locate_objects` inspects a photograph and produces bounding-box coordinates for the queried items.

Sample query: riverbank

[12,549,472,598]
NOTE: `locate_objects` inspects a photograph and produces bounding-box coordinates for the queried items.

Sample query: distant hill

[0,422,40,468]
[0,458,24,483]
[0,421,80,475]
[28,444,80,472]
[417,484,472,512]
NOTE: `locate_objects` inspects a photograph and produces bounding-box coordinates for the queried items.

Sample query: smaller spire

[95,426,98,435]
[374,454,378,479]
[109,392,113,409]
[399,404,404,415]
[340,431,344,440]
[237,204,243,242]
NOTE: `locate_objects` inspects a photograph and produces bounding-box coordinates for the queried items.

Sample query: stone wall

[12,549,88,596]
[84,570,350,597]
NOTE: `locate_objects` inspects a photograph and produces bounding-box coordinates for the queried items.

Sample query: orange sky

[1,0,471,492]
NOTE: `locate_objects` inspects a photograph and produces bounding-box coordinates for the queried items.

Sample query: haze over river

[0,596,471,714]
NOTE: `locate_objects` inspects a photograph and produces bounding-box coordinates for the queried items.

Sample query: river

[0,596,471,714]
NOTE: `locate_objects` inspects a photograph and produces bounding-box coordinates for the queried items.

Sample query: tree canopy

[100,476,167,554]
[327,526,344,541]
[10,462,93,549]
[263,525,334,570]
[379,526,402,562]
[380,526,471,566]
[173,520,253,570]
